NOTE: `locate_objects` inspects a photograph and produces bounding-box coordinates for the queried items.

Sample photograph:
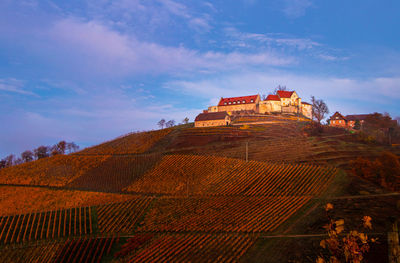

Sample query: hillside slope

[0,121,398,262]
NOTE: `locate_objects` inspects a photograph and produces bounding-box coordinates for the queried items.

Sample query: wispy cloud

[317,54,349,61]
[46,18,293,77]
[0,78,35,95]
[84,0,212,33]
[224,27,320,50]
[282,0,313,18]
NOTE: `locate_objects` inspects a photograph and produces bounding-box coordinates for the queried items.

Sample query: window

[242,100,245,103]
[224,102,227,105]
[237,101,240,104]
[233,101,236,104]
[250,99,254,103]
[228,102,232,105]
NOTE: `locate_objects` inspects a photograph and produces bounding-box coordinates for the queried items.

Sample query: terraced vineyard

[1,120,394,262]
[54,237,116,263]
[78,128,172,155]
[115,233,255,263]
[138,196,311,232]
[0,241,63,263]
[0,207,94,244]
[124,154,336,196]
[67,154,162,192]
[0,155,109,187]
[97,198,153,234]
[0,186,135,216]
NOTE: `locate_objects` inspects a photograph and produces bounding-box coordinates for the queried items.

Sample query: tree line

[0,141,79,169]
[157,117,189,129]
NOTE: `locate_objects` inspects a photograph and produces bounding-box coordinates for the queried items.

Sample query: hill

[0,120,399,262]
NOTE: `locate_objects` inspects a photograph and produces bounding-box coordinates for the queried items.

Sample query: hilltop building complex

[328,112,370,129]
[195,90,312,127]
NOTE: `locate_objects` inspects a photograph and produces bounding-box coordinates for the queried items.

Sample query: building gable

[330,111,346,121]
[277,90,295,99]
[218,95,259,106]
[265,94,280,101]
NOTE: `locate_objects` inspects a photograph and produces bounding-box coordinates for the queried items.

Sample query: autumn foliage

[350,151,400,191]
[317,204,375,263]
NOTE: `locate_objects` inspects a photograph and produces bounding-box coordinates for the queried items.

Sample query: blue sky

[1,0,400,157]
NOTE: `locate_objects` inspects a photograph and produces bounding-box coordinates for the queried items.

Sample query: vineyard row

[124,154,337,196]
[0,207,93,244]
[137,196,311,233]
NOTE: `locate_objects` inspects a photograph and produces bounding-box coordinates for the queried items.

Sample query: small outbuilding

[328,112,348,128]
[194,111,231,127]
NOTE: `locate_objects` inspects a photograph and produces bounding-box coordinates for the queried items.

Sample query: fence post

[388,218,400,263]
[245,141,248,162]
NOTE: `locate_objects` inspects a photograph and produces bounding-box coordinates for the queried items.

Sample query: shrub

[350,151,400,191]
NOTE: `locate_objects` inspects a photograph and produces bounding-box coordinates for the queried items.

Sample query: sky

[1,0,400,157]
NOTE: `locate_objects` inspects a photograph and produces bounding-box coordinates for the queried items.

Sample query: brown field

[0,155,109,187]
[78,128,172,154]
[0,186,136,216]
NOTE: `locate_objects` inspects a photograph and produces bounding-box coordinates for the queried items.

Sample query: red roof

[277,90,294,98]
[302,102,311,105]
[265,94,280,101]
[345,114,370,121]
[329,111,346,121]
[195,111,229,122]
[218,95,259,106]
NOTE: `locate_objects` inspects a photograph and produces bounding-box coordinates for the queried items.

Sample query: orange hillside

[0,155,110,187]
[124,154,337,196]
[0,186,136,216]
[78,128,172,154]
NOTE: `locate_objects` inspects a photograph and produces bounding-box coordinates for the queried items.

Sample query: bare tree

[158,119,166,129]
[2,154,15,167]
[166,120,175,128]
[0,159,6,169]
[21,150,34,163]
[14,158,23,165]
[182,117,189,124]
[261,94,267,100]
[66,142,79,153]
[271,85,287,95]
[34,146,49,159]
[57,141,67,154]
[311,96,329,124]
[51,141,68,156]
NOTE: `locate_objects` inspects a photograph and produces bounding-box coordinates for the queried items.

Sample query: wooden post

[245,141,248,162]
[388,218,400,263]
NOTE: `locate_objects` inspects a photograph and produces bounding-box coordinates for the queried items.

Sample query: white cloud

[282,0,313,18]
[317,54,349,61]
[158,0,190,19]
[0,78,35,95]
[86,0,212,32]
[165,71,400,116]
[47,18,293,77]
[224,27,320,50]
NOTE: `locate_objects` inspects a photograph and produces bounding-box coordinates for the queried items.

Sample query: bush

[350,151,400,191]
